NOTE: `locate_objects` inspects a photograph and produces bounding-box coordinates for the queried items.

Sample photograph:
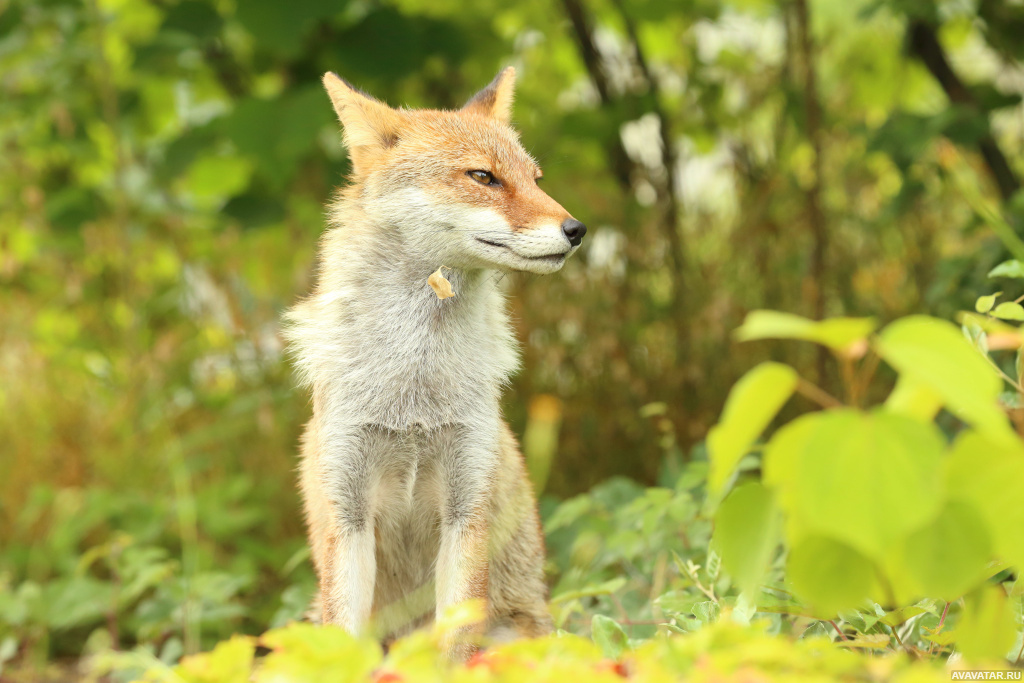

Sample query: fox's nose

[561,218,587,247]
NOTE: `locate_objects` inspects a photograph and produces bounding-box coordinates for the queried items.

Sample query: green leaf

[550,577,628,604]
[877,605,925,628]
[991,301,1024,321]
[945,431,1024,571]
[706,362,798,495]
[591,614,628,659]
[957,586,1017,663]
[734,311,877,352]
[763,409,943,559]
[712,483,780,596]
[691,600,721,625]
[787,536,878,618]
[875,316,1012,443]
[975,293,999,313]
[988,260,1024,278]
[884,375,943,422]
[235,0,339,56]
[163,1,223,40]
[176,635,253,683]
[259,623,382,683]
[900,502,992,601]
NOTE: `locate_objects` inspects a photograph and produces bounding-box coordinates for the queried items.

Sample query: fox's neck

[286,214,520,430]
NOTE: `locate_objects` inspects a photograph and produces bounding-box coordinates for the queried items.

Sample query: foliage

[706,303,1024,662]
[94,618,971,683]
[3,0,1024,678]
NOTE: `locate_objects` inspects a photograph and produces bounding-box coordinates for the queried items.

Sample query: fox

[283,66,587,658]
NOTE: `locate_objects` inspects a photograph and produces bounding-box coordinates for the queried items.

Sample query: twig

[981,352,1024,393]
[678,559,717,602]
[852,350,881,406]
[796,378,844,409]
[829,620,850,641]
[908,21,1020,202]
[887,622,906,651]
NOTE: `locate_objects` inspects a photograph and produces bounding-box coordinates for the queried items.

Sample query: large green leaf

[235,0,340,56]
[875,316,1012,443]
[884,375,943,422]
[787,536,878,618]
[712,483,780,596]
[706,362,798,495]
[763,409,942,559]
[734,311,877,352]
[590,614,628,659]
[899,501,992,601]
[988,259,1024,279]
[957,586,1018,663]
[945,431,1024,571]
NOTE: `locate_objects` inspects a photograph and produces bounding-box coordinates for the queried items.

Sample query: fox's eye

[468,170,500,187]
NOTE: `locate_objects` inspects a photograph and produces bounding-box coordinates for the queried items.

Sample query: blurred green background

[1,0,1022,674]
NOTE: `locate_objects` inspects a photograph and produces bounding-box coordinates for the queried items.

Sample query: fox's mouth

[474,237,568,262]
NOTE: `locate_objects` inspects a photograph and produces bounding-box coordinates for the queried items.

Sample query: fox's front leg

[436,438,497,660]
[319,433,377,635]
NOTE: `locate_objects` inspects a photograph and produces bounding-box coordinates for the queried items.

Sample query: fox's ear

[322,73,402,167]
[462,67,516,124]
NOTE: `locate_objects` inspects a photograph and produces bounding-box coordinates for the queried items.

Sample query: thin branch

[796,378,844,408]
[793,0,829,385]
[829,620,850,641]
[560,0,611,103]
[608,0,692,383]
[908,20,1020,203]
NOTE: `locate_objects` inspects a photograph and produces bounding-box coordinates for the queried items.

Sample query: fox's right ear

[462,67,516,124]
[322,73,402,170]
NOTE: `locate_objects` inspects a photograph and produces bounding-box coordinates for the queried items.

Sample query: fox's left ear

[462,67,516,124]
[322,72,403,173]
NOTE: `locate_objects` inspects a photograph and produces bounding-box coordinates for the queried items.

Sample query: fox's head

[322,68,586,275]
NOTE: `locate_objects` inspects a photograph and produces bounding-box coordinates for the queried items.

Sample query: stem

[796,378,844,409]
[829,620,850,641]
[170,446,201,654]
[839,356,856,406]
[980,352,1024,393]
[888,622,906,650]
[853,350,881,406]
[680,560,717,602]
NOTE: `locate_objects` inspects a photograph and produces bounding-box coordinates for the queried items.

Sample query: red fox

[284,67,586,658]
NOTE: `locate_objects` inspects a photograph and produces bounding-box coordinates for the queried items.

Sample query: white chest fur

[284,237,520,432]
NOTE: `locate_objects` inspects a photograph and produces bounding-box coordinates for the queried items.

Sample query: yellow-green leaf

[899,501,993,601]
[706,361,798,495]
[177,636,254,683]
[974,293,999,313]
[787,536,879,618]
[988,259,1024,279]
[875,316,1012,444]
[957,586,1017,663]
[763,409,943,559]
[945,431,1024,571]
[734,310,877,352]
[991,301,1024,321]
[712,483,781,596]
[884,374,943,422]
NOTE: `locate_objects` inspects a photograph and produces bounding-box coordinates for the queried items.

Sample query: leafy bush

[6,303,1024,678]
[92,607,987,682]
[706,303,1024,662]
